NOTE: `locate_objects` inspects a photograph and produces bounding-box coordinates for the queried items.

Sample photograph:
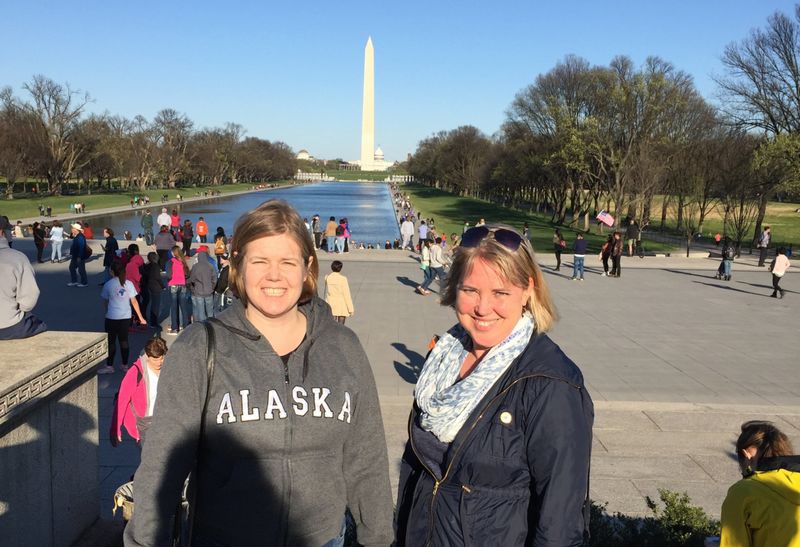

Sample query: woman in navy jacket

[395,224,593,547]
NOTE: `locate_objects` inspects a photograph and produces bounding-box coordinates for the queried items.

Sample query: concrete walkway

[10,238,799,524]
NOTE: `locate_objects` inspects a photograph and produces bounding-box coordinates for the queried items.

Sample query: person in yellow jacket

[720,420,800,547]
[324,260,354,324]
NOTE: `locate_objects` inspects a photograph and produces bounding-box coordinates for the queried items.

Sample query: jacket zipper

[411,373,581,546]
[281,356,293,547]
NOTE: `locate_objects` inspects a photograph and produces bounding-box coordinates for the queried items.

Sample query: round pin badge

[500,411,513,425]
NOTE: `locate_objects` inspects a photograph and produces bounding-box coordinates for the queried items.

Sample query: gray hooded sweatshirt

[188,251,217,297]
[124,297,393,547]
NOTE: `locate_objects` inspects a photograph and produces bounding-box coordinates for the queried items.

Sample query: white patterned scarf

[416,314,535,443]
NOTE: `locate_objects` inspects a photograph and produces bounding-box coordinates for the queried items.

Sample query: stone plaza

[1,235,797,544]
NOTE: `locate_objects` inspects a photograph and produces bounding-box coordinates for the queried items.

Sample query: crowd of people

[2,189,798,545]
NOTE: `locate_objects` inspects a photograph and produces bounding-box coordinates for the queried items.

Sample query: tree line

[407,6,800,248]
[0,75,297,197]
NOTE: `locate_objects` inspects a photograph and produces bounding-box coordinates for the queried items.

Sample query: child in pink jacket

[110,337,168,446]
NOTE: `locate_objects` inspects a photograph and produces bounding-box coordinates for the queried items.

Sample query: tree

[153,108,193,188]
[716,5,800,240]
[15,75,92,194]
[0,91,35,198]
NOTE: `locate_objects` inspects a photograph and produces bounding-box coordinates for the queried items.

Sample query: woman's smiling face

[455,258,533,357]
[242,233,310,322]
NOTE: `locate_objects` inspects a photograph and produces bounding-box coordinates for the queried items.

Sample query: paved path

[11,238,799,521]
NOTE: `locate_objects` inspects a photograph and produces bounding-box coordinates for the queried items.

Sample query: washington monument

[360,37,375,169]
[356,37,390,171]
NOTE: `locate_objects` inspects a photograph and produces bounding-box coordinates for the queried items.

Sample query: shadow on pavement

[391,342,425,384]
[691,280,769,297]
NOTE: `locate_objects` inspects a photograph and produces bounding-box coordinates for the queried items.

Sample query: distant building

[296,149,315,161]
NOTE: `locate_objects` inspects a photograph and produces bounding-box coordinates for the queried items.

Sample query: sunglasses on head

[459,226,524,251]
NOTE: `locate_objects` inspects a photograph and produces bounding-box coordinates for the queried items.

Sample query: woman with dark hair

[32,221,46,263]
[49,220,65,263]
[101,227,119,283]
[166,246,191,335]
[181,219,194,256]
[599,234,614,276]
[99,262,146,375]
[395,224,593,547]
[720,421,800,546]
[170,209,181,239]
[126,200,393,547]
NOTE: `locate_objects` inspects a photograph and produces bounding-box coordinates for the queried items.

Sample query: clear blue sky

[2,1,795,162]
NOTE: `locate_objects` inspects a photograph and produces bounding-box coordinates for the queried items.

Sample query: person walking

[599,234,613,276]
[188,247,217,321]
[416,239,433,295]
[571,232,588,281]
[125,199,393,547]
[395,223,593,546]
[101,227,119,283]
[419,236,447,294]
[196,216,209,243]
[213,227,227,269]
[324,260,354,324]
[99,263,146,375]
[49,220,65,263]
[32,221,46,263]
[141,209,154,246]
[769,247,791,299]
[166,246,191,335]
[553,229,566,271]
[67,223,89,287]
[125,244,146,329]
[419,220,429,244]
[610,231,623,277]
[334,220,346,254]
[756,226,771,267]
[400,216,415,250]
[180,219,194,256]
[142,252,165,329]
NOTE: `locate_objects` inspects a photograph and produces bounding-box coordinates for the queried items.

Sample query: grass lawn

[0,181,291,221]
[402,184,676,254]
[655,199,800,249]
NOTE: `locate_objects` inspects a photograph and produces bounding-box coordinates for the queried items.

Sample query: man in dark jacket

[141,209,154,246]
[68,223,89,287]
[571,232,588,281]
[188,249,217,320]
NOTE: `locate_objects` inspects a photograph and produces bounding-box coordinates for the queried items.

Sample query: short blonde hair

[229,200,318,307]
[440,224,558,332]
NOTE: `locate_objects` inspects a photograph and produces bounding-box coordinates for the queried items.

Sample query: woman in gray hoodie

[125,200,393,547]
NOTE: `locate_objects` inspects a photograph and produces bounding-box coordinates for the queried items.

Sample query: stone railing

[0,331,107,547]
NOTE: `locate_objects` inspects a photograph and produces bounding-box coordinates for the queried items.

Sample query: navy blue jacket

[572,239,588,255]
[395,334,593,547]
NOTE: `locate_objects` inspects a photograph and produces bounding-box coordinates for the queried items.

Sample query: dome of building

[374,146,384,161]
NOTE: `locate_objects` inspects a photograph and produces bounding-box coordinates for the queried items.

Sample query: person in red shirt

[83,223,94,240]
[196,216,209,243]
[169,209,180,239]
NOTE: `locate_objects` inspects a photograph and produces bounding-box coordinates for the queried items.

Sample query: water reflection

[83,182,400,247]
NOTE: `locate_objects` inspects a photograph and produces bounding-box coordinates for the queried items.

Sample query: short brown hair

[229,200,318,307]
[736,420,793,463]
[144,337,168,358]
[440,224,558,332]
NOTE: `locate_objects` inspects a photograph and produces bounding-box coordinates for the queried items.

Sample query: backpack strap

[183,319,218,546]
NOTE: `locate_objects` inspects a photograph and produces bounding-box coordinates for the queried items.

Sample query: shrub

[589,489,720,547]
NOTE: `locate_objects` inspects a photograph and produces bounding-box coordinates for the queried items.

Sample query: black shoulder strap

[184,319,218,546]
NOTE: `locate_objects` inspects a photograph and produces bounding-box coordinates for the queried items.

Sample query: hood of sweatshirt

[751,456,800,505]
[211,296,338,381]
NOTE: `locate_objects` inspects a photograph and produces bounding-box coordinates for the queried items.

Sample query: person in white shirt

[49,220,65,262]
[99,263,146,375]
[156,207,171,229]
[401,217,415,250]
